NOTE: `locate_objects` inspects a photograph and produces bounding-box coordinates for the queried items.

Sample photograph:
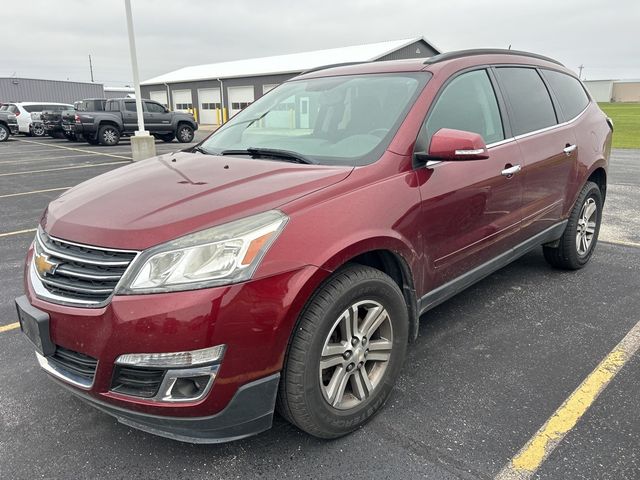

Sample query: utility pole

[124,0,156,161]
[578,64,584,80]
[89,55,94,82]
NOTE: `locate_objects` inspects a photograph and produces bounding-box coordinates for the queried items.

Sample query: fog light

[115,345,225,368]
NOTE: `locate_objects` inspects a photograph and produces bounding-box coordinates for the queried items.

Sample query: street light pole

[124,0,156,160]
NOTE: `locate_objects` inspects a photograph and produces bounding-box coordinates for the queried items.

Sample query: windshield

[201,72,429,166]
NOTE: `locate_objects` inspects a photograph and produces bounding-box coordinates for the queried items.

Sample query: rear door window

[23,105,44,113]
[124,102,137,112]
[541,70,590,120]
[422,69,505,146]
[495,67,557,136]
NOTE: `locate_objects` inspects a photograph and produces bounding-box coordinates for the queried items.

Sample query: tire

[98,125,120,146]
[0,124,9,142]
[277,264,408,439]
[543,181,602,270]
[31,123,45,137]
[176,124,194,143]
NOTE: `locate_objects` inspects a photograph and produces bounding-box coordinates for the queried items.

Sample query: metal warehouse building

[584,79,640,103]
[0,77,104,104]
[140,37,440,125]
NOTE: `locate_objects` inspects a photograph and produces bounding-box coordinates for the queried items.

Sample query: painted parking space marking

[600,239,640,249]
[0,148,62,156]
[495,319,640,480]
[16,138,132,160]
[0,322,20,333]
[0,153,100,165]
[0,187,70,199]
[0,161,128,177]
[0,228,37,238]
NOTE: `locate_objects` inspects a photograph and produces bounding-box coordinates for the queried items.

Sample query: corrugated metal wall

[0,78,104,103]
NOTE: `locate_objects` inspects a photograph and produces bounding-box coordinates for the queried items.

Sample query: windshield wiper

[220,147,317,164]
[190,145,211,155]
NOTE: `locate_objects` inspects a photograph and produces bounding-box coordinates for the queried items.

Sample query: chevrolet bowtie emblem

[34,252,59,276]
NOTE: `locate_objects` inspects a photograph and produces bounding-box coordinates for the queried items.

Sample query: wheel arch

[587,166,607,204]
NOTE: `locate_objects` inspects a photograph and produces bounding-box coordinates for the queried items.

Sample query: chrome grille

[33,228,139,307]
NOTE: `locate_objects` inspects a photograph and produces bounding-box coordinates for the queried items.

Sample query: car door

[143,100,172,132]
[414,68,524,289]
[493,67,576,241]
[122,100,138,131]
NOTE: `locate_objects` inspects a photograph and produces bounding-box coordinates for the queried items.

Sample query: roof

[104,86,135,92]
[584,79,640,84]
[141,37,439,85]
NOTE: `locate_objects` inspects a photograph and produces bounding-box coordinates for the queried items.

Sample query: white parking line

[0,161,128,177]
[0,187,70,199]
[16,138,132,160]
[0,153,99,165]
[0,148,63,156]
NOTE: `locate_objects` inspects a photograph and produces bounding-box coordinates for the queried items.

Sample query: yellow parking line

[17,138,132,160]
[0,322,20,333]
[0,228,36,238]
[600,239,640,249]
[0,187,70,199]
[496,319,640,480]
[0,161,128,177]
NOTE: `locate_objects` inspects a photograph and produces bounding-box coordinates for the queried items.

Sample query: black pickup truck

[0,110,19,142]
[73,98,197,146]
[61,98,107,141]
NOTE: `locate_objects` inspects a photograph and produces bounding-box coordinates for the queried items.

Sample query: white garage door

[228,86,254,118]
[198,88,222,125]
[149,90,168,108]
[172,89,193,113]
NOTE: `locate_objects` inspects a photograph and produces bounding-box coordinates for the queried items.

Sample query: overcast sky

[2,0,638,85]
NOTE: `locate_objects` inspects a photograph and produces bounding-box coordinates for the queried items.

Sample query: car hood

[43,151,353,250]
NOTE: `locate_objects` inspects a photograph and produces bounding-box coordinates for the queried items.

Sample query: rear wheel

[543,181,602,270]
[176,124,194,143]
[277,264,408,439]
[98,125,120,146]
[0,124,9,142]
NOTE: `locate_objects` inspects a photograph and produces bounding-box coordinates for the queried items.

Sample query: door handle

[563,144,577,155]
[501,164,521,177]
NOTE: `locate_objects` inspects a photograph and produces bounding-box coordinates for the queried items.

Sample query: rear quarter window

[542,69,590,120]
[495,67,557,136]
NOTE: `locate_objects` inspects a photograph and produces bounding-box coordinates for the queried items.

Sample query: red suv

[16,49,612,443]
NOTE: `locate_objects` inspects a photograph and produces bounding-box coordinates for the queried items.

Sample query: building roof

[141,37,439,85]
[104,86,134,92]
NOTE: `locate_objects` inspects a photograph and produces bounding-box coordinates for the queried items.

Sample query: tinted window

[542,69,590,120]
[144,101,165,113]
[423,69,504,145]
[23,105,44,113]
[105,101,118,111]
[124,102,137,112]
[495,67,557,136]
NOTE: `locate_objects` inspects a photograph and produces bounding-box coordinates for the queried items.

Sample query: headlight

[118,210,287,293]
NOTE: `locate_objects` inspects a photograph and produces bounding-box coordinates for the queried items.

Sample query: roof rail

[423,49,564,67]
[301,62,365,75]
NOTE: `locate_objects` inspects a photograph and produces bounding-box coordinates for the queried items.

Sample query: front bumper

[20,241,321,440]
[46,360,280,443]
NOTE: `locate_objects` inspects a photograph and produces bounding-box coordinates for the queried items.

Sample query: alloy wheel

[179,127,192,142]
[103,129,117,144]
[0,127,7,141]
[319,300,393,410]
[576,197,597,255]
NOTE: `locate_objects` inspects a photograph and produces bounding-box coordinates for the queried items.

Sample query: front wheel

[176,124,194,143]
[277,264,408,439]
[543,181,602,270]
[31,123,45,137]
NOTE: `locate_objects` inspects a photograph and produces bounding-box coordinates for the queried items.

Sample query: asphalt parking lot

[0,135,638,480]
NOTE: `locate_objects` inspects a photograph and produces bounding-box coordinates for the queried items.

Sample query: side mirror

[417,128,489,162]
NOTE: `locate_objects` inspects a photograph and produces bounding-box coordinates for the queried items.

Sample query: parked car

[42,105,77,139]
[73,98,197,145]
[59,98,107,141]
[3,102,73,136]
[0,109,19,141]
[16,50,611,443]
